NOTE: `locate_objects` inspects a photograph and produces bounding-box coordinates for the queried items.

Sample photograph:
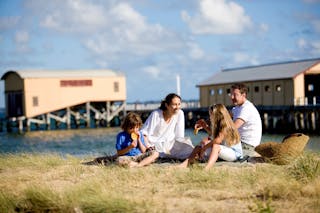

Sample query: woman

[179,104,243,170]
[133,93,194,167]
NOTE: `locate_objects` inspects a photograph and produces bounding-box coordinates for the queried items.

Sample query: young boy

[116,112,154,167]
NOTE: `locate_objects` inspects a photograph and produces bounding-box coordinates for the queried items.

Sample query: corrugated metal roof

[1,69,123,80]
[197,58,320,86]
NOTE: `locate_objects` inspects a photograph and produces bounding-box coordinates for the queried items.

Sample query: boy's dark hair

[159,93,181,111]
[121,112,143,131]
[231,83,248,94]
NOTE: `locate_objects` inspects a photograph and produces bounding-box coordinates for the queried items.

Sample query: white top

[232,100,262,147]
[141,109,185,154]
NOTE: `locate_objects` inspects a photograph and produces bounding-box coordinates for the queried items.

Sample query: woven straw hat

[254,133,309,165]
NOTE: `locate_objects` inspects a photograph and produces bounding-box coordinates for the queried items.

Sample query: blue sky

[1,0,320,108]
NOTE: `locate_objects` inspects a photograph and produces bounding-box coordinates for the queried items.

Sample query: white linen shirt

[141,109,185,154]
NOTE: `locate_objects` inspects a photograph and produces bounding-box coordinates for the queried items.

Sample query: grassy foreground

[0,152,319,213]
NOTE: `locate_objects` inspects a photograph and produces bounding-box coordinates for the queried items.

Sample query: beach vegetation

[0,152,319,212]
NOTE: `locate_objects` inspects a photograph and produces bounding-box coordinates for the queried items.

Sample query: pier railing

[125,100,200,111]
[125,99,320,134]
[294,96,320,106]
[1,98,319,134]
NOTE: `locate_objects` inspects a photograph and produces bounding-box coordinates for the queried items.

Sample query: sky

[0,0,320,108]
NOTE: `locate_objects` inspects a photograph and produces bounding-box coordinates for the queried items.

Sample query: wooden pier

[1,102,319,134]
[182,105,320,134]
[127,105,320,135]
[1,101,125,133]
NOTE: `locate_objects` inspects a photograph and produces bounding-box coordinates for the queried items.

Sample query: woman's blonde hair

[209,104,240,146]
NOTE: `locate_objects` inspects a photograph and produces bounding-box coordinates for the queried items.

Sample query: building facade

[197,58,320,107]
[1,70,126,131]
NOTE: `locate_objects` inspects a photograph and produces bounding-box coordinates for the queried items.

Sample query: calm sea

[0,128,319,157]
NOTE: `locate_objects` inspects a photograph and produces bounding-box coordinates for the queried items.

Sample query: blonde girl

[179,104,243,170]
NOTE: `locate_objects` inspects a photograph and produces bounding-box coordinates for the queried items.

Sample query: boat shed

[197,58,320,107]
[1,69,126,131]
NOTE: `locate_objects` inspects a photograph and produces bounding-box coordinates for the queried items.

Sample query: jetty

[1,70,126,132]
[125,101,320,134]
[1,58,319,133]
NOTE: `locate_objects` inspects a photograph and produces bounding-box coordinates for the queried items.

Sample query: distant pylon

[176,74,181,95]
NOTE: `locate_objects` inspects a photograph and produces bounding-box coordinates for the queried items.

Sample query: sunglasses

[209,104,217,112]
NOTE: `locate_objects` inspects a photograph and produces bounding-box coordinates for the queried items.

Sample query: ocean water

[0,128,319,157]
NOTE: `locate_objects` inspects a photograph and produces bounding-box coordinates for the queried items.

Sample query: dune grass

[0,152,319,213]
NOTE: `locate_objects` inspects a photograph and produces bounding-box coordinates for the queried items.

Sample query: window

[264,85,271,92]
[308,84,314,91]
[33,96,39,107]
[114,82,119,92]
[226,88,231,96]
[254,86,259,92]
[275,85,281,92]
[218,88,223,95]
[210,89,215,96]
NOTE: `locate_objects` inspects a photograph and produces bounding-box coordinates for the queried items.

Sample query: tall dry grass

[0,152,319,213]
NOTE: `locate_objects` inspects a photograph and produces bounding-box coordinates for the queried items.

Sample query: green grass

[0,152,319,212]
[288,152,320,182]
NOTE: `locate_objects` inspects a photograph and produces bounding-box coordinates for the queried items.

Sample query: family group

[95,83,262,170]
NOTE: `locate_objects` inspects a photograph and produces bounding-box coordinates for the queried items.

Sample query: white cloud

[40,0,107,33]
[15,31,29,43]
[31,0,180,61]
[14,31,31,53]
[109,3,147,42]
[142,66,161,78]
[297,38,320,56]
[23,0,203,68]
[80,2,189,62]
[181,0,253,35]
[38,0,181,55]
[233,52,259,65]
[187,43,204,60]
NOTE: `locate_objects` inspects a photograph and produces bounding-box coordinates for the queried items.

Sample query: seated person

[230,83,262,157]
[179,104,243,170]
[115,112,155,167]
[131,93,194,167]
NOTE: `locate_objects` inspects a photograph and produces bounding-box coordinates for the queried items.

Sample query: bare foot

[176,160,189,168]
[128,161,139,168]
